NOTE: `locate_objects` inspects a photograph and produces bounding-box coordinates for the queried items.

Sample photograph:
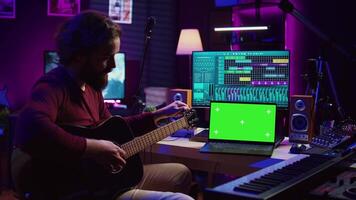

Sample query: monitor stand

[190,128,209,142]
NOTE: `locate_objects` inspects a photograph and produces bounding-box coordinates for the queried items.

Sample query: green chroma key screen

[209,102,276,142]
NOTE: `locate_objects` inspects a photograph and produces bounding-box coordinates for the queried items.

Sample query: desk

[143,136,296,186]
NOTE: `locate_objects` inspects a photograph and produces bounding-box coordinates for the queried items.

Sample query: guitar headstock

[183,109,199,128]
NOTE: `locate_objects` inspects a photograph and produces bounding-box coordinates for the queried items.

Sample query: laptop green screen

[209,102,276,142]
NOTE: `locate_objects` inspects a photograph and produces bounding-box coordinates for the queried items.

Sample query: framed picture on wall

[0,0,15,19]
[47,0,80,17]
[108,0,133,24]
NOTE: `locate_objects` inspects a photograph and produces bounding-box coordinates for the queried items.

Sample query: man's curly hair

[55,10,121,65]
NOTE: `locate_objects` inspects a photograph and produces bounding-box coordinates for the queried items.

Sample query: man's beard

[80,65,109,92]
[85,73,108,91]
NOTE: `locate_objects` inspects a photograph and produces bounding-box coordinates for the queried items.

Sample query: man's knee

[141,163,192,194]
[169,163,192,193]
[172,163,192,182]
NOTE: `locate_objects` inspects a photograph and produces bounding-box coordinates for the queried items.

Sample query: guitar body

[29,116,143,199]
[61,116,143,192]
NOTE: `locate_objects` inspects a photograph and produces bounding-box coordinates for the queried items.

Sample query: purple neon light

[231,2,302,94]
[285,0,303,95]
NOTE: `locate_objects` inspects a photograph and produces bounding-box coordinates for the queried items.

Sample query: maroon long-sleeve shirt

[15,67,157,163]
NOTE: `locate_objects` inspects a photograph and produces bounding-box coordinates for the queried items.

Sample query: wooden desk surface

[143,136,296,178]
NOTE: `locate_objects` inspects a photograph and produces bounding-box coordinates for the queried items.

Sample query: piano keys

[205,153,353,200]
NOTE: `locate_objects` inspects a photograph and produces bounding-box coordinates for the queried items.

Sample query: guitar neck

[121,117,188,158]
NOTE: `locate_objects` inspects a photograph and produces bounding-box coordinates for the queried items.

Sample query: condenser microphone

[145,16,156,38]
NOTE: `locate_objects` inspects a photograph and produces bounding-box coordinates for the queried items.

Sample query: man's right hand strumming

[84,139,126,173]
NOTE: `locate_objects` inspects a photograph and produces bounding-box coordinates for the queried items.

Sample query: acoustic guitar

[43,109,199,198]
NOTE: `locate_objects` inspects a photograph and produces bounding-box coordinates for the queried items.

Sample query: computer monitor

[102,53,125,100]
[44,51,60,73]
[192,50,289,109]
[43,51,126,100]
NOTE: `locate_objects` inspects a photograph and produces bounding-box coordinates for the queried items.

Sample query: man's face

[80,37,121,91]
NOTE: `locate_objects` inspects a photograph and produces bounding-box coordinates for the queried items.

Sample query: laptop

[200,101,277,156]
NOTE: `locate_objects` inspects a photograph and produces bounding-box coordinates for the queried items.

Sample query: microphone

[132,16,156,114]
[145,16,156,38]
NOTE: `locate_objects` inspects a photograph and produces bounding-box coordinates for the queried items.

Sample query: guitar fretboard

[121,117,187,158]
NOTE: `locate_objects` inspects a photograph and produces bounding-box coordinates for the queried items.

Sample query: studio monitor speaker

[289,95,315,144]
[167,89,192,107]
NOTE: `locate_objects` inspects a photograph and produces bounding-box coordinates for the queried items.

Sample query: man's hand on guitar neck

[152,101,190,123]
[84,139,126,173]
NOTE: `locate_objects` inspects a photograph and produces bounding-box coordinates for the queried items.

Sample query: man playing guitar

[13,10,195,200]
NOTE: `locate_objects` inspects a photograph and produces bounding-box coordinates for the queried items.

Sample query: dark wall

[0,0,71,111]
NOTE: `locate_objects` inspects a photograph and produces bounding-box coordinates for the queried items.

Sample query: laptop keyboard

[206,142,273,155]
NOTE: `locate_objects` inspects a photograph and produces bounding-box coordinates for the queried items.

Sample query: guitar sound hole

[110,164,123,174]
